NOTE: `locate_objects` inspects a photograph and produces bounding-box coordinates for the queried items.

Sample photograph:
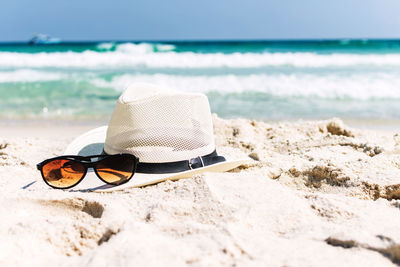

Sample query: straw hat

[63,83,250,192]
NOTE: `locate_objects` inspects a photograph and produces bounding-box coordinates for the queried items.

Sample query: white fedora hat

[59,83,249,192]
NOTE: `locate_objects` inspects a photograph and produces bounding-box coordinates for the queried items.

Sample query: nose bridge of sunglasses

[74,156,103,167]
[54,156,103,173]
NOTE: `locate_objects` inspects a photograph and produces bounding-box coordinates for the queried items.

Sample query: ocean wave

[2,48,400,69]
[114,43,155,53]
[0,69,65,83]
[154,44,176,52]
[96,42,116,51]
[96,42,176,53]
[90,73,400,100]
[1,68,399,100]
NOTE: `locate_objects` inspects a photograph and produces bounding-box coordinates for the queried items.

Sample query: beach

[2,0,400,263]
[1,40,400,266]
[1,116,400,266]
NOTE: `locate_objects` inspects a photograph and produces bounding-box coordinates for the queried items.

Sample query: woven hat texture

[104,83,215,163]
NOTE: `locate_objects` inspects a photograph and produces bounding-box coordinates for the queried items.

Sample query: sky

[2,0,400,41]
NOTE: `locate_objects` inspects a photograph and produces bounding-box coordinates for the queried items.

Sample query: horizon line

[1,37,400,44]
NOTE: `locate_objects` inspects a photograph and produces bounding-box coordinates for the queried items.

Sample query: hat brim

[48,126,250,192]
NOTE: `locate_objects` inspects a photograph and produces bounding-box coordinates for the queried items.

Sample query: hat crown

[104,83,215,163]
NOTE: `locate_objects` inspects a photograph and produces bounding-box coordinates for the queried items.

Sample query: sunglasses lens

[96,155,135,185]
[42,159,85,188]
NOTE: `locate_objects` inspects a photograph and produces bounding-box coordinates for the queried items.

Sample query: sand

[1,116,400,266]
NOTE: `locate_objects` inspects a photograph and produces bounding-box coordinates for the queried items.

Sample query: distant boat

[28,34,61,45]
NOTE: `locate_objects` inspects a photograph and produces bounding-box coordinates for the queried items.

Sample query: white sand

[1,117,400,266]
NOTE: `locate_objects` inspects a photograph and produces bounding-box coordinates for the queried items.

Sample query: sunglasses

[36,154,139,189]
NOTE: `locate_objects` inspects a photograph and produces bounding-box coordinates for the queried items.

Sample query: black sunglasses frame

[37,154,139,189]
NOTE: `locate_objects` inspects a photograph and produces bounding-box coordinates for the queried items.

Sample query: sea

[1,40,400,124]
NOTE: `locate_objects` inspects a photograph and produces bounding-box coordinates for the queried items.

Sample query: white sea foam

[114,43,155,54]
[154,44,176,52]
[2,46,400,69]
[2,68,399,100]
[0,69,65,83]
[96,42,115,50]
[104,43,175,53]
[90,73,400,99]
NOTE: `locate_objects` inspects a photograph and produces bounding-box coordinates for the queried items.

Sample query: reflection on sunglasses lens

[96,155,135,185]
[42,159,85,188]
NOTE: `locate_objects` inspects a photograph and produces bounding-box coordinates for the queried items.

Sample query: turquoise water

[1,40,400,121]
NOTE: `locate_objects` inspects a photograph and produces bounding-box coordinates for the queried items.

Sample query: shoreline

[1,117,399,138]
[0,118,107,138]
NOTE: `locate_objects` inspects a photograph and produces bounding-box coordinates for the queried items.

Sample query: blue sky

[2,0,400,41]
